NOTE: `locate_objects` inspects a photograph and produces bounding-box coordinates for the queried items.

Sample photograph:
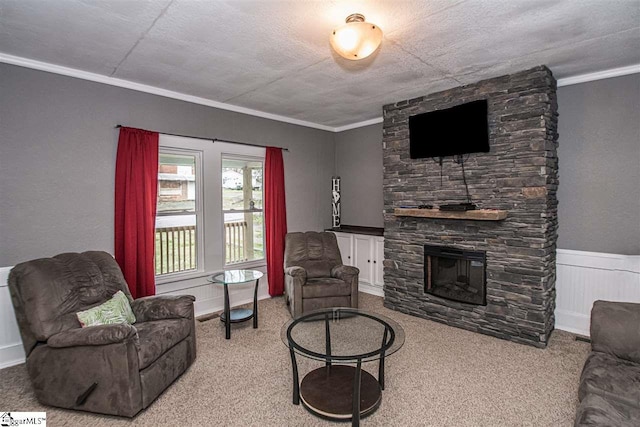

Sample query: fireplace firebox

[424,245,486,306]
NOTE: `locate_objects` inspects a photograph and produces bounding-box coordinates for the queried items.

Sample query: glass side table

[281,308,405,426]
[208,269,263,339]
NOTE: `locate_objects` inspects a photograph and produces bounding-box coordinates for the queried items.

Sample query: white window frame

[155,146,205,284]
[221,153,266,269]
[153,137,266,289]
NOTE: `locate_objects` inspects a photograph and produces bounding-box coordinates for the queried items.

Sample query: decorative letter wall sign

[332,176,341,228]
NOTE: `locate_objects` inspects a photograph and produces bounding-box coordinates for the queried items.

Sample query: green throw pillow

[76,290,136,327]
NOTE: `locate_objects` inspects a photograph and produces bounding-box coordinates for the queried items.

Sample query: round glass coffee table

[281,308,405,426]
[208,269,263,339]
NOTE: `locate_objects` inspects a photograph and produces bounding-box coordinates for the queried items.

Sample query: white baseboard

[0,267,24,368]
[159,275,271,318]
[359,282,384,297]
[0,343,25,369]
[554,310,591,337]
[194,294,271,318]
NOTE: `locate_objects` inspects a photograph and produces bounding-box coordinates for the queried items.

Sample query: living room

[1,1,639,426]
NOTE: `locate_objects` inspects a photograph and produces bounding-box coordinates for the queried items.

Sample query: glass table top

[208,269,264,285]
[281,307,405,363]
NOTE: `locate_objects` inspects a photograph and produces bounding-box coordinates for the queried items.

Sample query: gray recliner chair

[8,251,196,417]
[284,231,359,318]
[574,300,640,426]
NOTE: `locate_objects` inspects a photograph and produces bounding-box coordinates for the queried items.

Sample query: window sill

[224,259,267,271]
[155,270,216,286]
[155,261,266,287]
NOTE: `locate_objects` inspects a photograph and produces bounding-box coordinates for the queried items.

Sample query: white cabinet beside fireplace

[332,232,384,296]
[335,233,354,266]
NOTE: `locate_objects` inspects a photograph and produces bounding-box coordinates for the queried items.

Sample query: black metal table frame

[213,274,260,340]
[285,308,397,427]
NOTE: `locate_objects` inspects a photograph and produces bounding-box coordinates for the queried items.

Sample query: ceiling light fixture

[330,13,383,60]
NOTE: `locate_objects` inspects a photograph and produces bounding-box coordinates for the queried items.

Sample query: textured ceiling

[1,0,639,128]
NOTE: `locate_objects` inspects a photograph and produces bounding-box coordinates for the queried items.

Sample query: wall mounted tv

[409,99,489,159]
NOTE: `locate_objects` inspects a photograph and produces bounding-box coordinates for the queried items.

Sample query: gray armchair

[8,251,196,417]
[574,300,640,426]
[284,231,359,317]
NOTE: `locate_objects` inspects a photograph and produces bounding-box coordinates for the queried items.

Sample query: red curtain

[114,127,159,299]
[264,147,287,296]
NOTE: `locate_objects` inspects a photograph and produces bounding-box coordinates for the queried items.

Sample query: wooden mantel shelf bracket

[394,208,508,221]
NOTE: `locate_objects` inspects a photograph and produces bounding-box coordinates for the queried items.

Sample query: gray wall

[334,123,384,228]
[2,64,638,266]
[334,74,640,255]
[0,63,335,267]
[557,74,640,255]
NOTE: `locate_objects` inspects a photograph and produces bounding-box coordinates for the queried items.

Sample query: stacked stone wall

[382,66,559,347]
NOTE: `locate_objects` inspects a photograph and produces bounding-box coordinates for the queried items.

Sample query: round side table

[208,269,263,339]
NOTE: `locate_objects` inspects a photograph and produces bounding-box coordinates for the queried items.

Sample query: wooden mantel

[394,208,508,221]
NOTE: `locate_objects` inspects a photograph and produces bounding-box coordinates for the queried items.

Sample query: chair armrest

[331,265,359,281]
[285,266,307,281]
[131,295,195,322]
[590,300,640,363]
[48,324,138,348]
[332,265,360,309]
[284,266,307,317]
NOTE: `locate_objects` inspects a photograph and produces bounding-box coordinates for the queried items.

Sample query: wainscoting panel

[0,265,271,369]
[0,267,26,369]
[555,249,640,337]
[2,251,638,367]
[157,273,271,318]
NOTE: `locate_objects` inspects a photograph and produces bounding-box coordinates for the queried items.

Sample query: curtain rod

[114,125,289,152]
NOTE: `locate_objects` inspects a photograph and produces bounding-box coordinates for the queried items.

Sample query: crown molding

[2,53,638,133]
[334,117,384,132]
[345,65,640,132]
[0,53,336,132]
[557,64,640,87]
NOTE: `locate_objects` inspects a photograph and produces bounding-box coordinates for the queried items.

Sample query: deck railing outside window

[225,220,248,264]
[155,221,250,275]
[222,156,264,266]
[155,225,197,275]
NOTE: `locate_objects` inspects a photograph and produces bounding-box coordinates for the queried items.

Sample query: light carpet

[0,293,590,426]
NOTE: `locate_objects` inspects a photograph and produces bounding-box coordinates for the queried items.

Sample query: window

[153,136,264,283]
[222,156,264,265]
[155,150,202,276]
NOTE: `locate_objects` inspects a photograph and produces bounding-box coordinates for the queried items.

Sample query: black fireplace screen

[424,245,486,305]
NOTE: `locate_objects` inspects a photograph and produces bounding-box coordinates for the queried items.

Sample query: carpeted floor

[0,293,590,426]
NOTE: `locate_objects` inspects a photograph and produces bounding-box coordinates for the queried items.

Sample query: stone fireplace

[382,66,559,348]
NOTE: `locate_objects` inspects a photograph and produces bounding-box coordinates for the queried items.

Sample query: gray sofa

[8,251,196,417]
[575,300,640,426]
[284,231,359,317]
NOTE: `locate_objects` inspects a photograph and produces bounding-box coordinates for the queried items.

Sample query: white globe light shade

[330,14,383,60]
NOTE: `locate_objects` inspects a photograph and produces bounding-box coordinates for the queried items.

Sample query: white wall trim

[194,294,271,319]
[359,283,385,298]
[555,249,640,337]
[556,64,640,87]
[0,266,26,369]
[2,248,640,366]
[556,248,640,273]
[0,344,25,370]
[0,53,335,133]
[0,264,272,369]
[334,117,384,132]
[4,52,637,134]
[340,65,640,132]
[0,266,10,288]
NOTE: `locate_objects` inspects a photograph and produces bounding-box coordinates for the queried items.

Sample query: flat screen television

[409,99,489,159]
